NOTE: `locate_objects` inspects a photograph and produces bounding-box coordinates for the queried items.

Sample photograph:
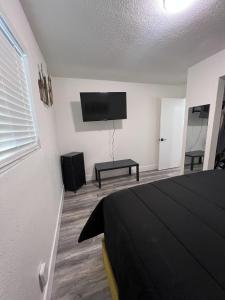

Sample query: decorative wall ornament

[38,64,45,103]
[48,75,53,106]
[38,64,53,107]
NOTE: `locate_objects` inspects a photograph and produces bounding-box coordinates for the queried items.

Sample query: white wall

[182,49,225,171]
[52,77,185,180]
[0,1,62,300]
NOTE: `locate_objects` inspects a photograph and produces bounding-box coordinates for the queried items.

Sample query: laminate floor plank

[51,168,181,300]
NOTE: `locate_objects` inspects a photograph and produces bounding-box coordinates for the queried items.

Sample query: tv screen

[80,92,127,122]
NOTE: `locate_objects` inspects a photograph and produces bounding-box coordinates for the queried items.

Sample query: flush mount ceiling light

[163,0,195,13]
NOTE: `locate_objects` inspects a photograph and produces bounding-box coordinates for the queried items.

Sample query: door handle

[160,138,167,142]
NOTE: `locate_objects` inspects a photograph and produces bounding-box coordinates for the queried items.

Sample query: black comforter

[79,170,225,300]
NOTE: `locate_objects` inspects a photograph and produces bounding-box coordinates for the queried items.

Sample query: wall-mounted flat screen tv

[80,92,127,122]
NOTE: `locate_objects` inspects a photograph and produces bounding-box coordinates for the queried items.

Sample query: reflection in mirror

[184,105,210,174]
[215,89,225,169]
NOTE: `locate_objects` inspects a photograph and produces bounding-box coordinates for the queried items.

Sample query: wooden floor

[50,168,181,300]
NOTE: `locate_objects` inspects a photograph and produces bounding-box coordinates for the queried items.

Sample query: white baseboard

[139,164,158,172]
[43,186,64,300]
[86,173,93,182]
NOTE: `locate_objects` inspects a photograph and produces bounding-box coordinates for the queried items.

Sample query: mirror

[184,105,210,174]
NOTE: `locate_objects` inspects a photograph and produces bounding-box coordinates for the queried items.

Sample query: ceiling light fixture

[163,0,195,13]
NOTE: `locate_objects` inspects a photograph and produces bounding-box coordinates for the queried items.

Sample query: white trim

[43,186,64,300]
[86,174,93,182]
[139,164,158,172]
[0,14,40,172]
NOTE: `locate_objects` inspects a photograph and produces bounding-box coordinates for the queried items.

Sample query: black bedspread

[79,170,225,300]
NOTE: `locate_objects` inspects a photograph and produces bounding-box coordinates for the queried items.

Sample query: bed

[79,170,225,300]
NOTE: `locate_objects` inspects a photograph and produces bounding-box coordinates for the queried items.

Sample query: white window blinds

[0,17,38,169]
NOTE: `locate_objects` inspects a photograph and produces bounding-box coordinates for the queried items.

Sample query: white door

[158,98,185,170]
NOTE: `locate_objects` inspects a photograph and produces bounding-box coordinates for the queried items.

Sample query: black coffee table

[185,150,204,171]
[95,159,139,188]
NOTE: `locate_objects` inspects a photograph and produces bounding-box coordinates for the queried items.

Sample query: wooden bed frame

[102,239,119,300]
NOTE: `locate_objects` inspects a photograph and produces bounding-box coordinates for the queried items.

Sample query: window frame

[0,14,40,173]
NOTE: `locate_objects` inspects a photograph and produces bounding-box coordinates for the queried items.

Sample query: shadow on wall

[70,101,123,132]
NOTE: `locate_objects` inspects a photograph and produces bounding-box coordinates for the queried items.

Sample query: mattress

[79,170,225,299]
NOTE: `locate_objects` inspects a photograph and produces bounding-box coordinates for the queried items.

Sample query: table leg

[129,166,131,175]
[95,168,98,181]
[98,171,101,189]
[136,165,139,181]
[191,157,194,171]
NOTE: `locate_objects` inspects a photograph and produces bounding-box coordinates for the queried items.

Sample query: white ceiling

[20,0,225,84]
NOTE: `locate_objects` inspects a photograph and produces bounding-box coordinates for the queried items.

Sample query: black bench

[185,150,204,171]
[95,159,139,188]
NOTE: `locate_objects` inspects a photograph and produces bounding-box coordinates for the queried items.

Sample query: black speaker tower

[61,152,86,192]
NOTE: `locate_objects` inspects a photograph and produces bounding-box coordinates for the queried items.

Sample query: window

[0,16,38,170]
